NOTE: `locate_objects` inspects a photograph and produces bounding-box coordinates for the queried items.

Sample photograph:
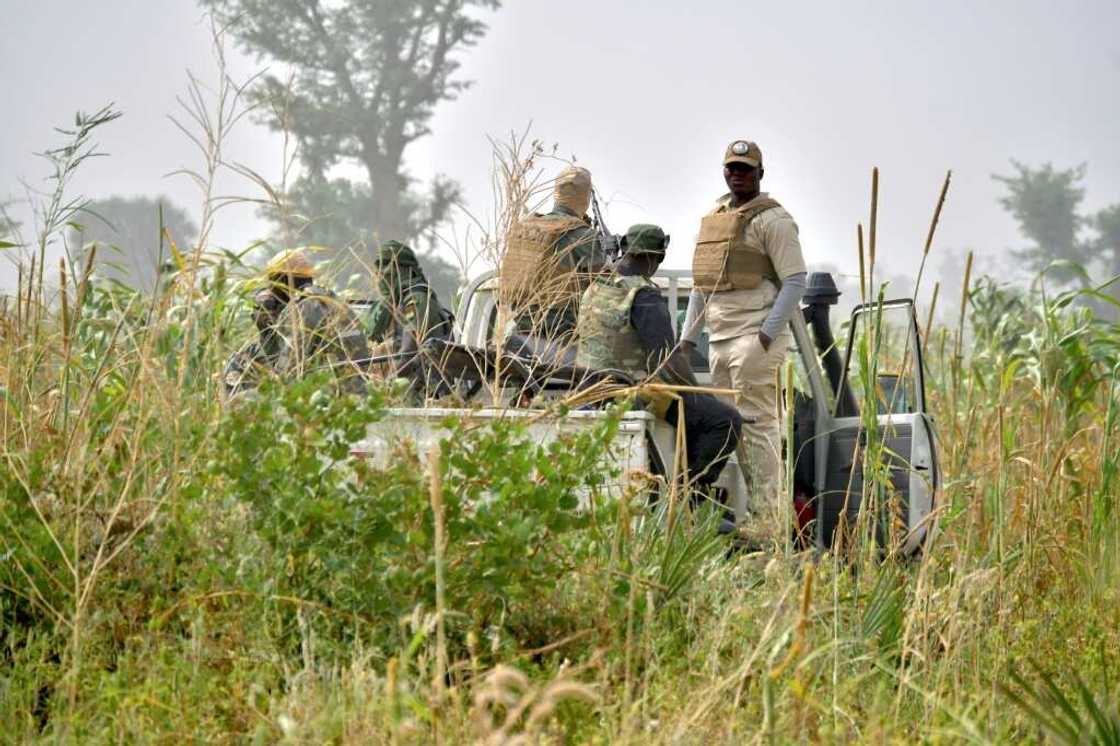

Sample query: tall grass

[3,66,1120,746]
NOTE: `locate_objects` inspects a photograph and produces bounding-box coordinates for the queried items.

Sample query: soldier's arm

[558,226,608,274]
[630,287,698,387]
[759,273,807,345]
[759,215,808,349]
[223,341,264,394]
[680,288,707,348]
[409,286,447,341]
[363,299,393,342]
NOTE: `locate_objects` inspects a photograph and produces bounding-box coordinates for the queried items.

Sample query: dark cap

[622,224,669,256]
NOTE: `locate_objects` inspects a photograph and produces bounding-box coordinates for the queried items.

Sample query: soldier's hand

[758,331,773,351]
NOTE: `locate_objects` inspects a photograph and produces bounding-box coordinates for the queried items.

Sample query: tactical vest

[275,289,370,392]
[692,197,782,292]
[500,213,592,308]
[575,274,652,380]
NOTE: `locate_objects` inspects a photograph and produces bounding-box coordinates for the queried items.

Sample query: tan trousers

[709,330,790,513]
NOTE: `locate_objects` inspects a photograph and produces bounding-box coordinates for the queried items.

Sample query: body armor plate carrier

[692,197,781,292]
[500,214,591,308]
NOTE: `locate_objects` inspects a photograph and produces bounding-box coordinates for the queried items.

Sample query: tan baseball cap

[723,140,763,168]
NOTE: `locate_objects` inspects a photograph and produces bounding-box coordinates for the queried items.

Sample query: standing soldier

[500,166,609,360]
[576,224,743,507]
[681,140,808,525]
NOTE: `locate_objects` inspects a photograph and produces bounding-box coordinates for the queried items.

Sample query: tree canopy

[1091,204,1120,280]
[994,161,1120,309]
[0,201,20,247]
[993,161,1089,278]
[201,0,500,255]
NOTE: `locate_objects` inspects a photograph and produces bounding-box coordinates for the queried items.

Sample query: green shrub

[209,378,622,657]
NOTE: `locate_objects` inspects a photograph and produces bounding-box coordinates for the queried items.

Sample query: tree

[202,0,501,251]
[70,196,198,291]
[992,161,1090,282]
[1090,204,1120,285]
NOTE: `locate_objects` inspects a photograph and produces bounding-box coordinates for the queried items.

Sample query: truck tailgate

[351,408,656,498]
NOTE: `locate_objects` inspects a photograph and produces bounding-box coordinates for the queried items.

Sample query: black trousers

[664,391,743,491]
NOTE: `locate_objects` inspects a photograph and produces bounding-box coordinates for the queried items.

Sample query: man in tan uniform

[681,140,808,524]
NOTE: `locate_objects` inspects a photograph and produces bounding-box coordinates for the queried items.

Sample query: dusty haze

[3,0,1119,296]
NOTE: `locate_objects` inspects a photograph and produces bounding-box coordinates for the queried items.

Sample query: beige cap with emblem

[723,139,763,168]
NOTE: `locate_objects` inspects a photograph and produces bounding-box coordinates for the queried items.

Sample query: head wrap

[553,166,592,216]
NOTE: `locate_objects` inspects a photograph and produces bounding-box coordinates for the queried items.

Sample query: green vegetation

[4,112,1120,745]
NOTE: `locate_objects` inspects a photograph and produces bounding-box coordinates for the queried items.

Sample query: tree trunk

[364,148,407,244]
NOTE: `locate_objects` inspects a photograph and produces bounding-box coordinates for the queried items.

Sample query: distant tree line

[67,193,463,304]
[994,161,1120,290]
[69,196,197,293]
[0,202,19,248]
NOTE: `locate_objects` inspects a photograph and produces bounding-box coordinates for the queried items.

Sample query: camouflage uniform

[362,241,452,346]
[575,273,656,380]
[273,285,371,394]
[225,248,371,397]
[577,224,743,493]
[223,286,286,397]
[223,340,277,396]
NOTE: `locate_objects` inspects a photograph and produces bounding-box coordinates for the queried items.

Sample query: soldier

[681,140,808,520]
[500,166,609,360]
[222,286,285,396]
[363,240,453,351]
[227,247,370,396]
[577,224,743,501]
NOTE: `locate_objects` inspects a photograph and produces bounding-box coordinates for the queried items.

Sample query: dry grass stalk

[428,442,448,739]
[472,664,596,745]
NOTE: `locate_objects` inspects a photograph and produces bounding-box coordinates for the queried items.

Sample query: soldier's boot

[688,485,738,535]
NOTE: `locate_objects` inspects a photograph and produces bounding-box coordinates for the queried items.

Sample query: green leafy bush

[209,378,622,656]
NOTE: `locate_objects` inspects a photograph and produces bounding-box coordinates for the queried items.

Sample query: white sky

[3,0,1119,296]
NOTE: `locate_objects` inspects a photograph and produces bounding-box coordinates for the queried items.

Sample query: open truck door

[816,298,939,556]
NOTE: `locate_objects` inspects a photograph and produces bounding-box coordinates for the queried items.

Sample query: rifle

[590,187,621,263]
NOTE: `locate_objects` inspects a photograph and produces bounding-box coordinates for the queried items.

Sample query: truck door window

[838,302,926,417]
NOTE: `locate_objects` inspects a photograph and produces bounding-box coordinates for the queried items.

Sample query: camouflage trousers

[709,329,791,517]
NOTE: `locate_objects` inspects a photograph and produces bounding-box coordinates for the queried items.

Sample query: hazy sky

[3,0,1119,294]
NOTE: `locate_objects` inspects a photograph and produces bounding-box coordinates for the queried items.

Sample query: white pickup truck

[351,270,940,554]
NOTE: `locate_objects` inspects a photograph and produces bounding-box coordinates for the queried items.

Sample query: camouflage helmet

[265,247,316,279]
[375,240,420,270]
[621,224,670,257]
